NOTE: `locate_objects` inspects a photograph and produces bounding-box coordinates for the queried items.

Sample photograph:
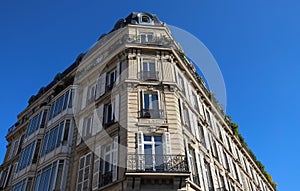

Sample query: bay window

[33,160,65,191]
[49,88,74,120]
[17,141,36,172]
[25,109,48,138]
[12,178,26,191]
[41,120,70,157]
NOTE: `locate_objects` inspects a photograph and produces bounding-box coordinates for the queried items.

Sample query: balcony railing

[139,71,159,81]
[140,109,164,119]
[127,154,188,173]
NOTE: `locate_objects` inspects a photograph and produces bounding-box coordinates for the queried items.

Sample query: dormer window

[142,15,150,23]
[138,13,154,25]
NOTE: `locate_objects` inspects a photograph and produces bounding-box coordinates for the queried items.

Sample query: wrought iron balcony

[127,154,188,173]
[139,71,159,81]
[140,109,164,119]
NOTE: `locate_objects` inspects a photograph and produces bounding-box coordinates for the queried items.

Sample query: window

[25,109,47,138]
[138,14,153,25]
[204,162,214,191]
[62,120,71,145]
[54,160,65,190]
[104,103,114,127]
[188,147,200,186]
[12,178,26,191]
[192,92,200,112]
[140,33,153,43]
[83,116,93,138]
[141,91,162,118]
[182,105,190,128]
[141,15,150,23]
[198,123,206,147]
[32,139,41,164]
[49,89,74,120]
[136,132,169,172]
[33,160,62,191]
[102,144,114,185]
[86,84,96,105]
[77,153,92,191]
[0,165,13,189]
[7,136,20,161]
[141,59,158,81]
[41,121,65,157]
[177,74,185,95]
[106,69,116,92]
[92,136,118,189]
[17,141,36,172]
[143,135,163,171]
[205,110,212,128]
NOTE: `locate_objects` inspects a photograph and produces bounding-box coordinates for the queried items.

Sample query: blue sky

[0,1,299,190]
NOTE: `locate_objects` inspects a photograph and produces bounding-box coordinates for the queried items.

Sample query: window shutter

[199,152,209,190]
[188,83,193,101]
[193,114,200,141]
[188,109,195,135]
[195,151,205,189]
[197,96,205,117]
[92,146,101,190]
[114,94,120,122]
[221,129,228,148]
[81,86,88,110]
[184,138,192,176]
[163,61,174,82]
[203,127,211,150]
[137,131,144,170]
[92,108,100,136]
[116,62,120,84]
[163,132,171,155]
[96,73,106,98]
[184,78,189,98]
[76,118,84,145]
[95,77,101,100]
[112,136,119,182]
[175,67,179,85]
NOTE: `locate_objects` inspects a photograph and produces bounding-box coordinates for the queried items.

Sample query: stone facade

[0,12,275,191]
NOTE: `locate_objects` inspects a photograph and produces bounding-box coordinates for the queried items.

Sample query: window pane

[143,94,150,109]
[144,136,151,142]
[55,163,64,189]
[63,90,70,110]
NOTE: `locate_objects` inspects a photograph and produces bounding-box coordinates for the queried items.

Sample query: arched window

[138,13,154,25]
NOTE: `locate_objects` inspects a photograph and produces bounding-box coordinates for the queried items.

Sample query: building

[0,12,275,191]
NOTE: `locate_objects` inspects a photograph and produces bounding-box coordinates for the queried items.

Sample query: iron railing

[139,71,159,81]
[140,109,164,119]
[127,154,188,173]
